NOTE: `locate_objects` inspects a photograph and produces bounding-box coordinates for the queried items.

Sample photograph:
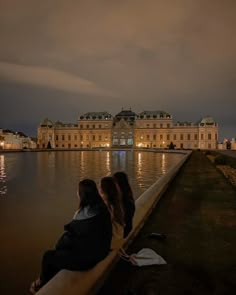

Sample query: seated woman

[113,171,135,238]
[30,179,112,294]
[100,176,124,249]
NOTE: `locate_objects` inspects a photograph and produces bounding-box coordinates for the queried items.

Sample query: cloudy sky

[0,0,235,140]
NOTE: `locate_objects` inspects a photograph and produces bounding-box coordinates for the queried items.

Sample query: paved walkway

[99,151,236,295]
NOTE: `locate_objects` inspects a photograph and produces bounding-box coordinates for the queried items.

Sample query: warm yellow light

[137,143,143,147]
[106,143,110,147]
[0,141,4,147]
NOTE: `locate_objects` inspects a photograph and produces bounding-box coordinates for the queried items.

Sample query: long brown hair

[100,176,124,227]
[113,171,134,207]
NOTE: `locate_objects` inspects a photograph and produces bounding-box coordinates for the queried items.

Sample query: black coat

[40,203,112,285]
[56,203,112,267]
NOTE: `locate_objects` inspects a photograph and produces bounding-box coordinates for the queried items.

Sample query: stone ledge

[37,151,191,295]
[36,250,118,295]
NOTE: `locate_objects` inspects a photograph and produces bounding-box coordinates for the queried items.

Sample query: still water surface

[0,150,183,295]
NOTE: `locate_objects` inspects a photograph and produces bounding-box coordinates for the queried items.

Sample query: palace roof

[80,112,112,120]
[115,109,137,118]
[199,117,216,125]
[137,110,171,118]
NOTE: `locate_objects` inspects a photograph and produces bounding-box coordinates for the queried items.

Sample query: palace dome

[115,109,137,120]
[40,118,53,127]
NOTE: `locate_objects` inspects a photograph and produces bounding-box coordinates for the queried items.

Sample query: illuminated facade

[37,110,218,150]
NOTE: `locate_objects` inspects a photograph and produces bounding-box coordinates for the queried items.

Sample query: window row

[138,133,217,141]
[55,134,109,141]
[79,124,109,129]
[145,123,171,128]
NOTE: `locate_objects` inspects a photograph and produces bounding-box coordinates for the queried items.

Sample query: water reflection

[161,153,167,174]
[138,152,142,170]
[80,151,85,173]
[106,151,110,174]
[0,155,7,196]
[37,152,57,196]
[137,152,143,188]
[134,152,170,190]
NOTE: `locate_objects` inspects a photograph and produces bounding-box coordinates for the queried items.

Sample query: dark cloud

[0,0,235,140]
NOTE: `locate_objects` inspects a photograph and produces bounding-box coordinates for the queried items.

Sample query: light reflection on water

[162,153,167,174]
[0,155,7,195]
[0,150,183,294]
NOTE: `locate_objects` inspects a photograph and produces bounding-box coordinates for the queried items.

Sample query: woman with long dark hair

[30,179,112,294]
[113,171,135,238]
[100,176,124,249]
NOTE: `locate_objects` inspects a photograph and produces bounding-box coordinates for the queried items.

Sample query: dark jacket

[40,203,112,286]
[54,203,112,270]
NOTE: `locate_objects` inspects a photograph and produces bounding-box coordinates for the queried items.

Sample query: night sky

[0,0,235,141]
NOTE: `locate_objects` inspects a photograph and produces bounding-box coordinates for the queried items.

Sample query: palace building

[37,109,218,150]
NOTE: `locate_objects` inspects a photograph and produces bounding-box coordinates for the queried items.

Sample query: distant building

[37,110,218,150]
[0,129,36,150]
